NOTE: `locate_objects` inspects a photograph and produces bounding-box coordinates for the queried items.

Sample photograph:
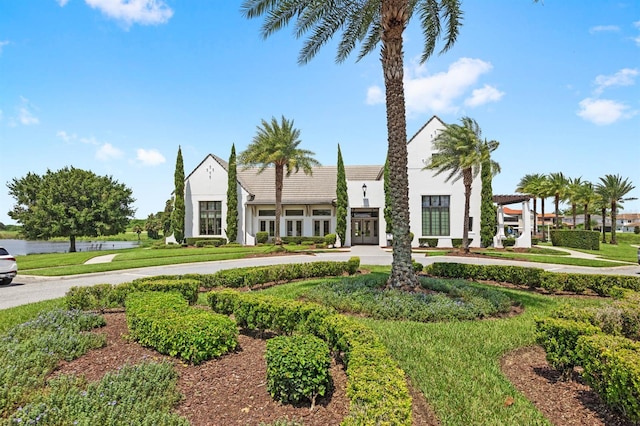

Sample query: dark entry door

[351,218,378,245]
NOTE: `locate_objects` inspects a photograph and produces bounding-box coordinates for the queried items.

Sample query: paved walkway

[83,254,118,264]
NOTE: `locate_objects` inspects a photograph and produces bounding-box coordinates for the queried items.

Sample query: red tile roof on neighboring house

[503,207,523,215]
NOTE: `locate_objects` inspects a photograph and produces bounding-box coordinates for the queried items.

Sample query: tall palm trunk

[532,198,538,234]
[462,168,472,253]
[381,0,418,289]
[601,206,607,243]
[583,203,589,231]
[274,164,284,245]
[572,204,577,230]
[554,195,560,229]
[610,201,618,245]
[69,235,77,253]
[541,198,546,241]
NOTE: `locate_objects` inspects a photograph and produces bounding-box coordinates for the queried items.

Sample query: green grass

[259,273,609,425]
[17,245,311,276]
[568,241,638,263]
[0,298,66,334]
[477,251,630,267]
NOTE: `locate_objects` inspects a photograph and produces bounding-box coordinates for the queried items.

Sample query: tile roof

[238,165,383,205]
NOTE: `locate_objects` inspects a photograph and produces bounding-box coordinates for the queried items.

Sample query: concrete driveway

[1,246,639,310]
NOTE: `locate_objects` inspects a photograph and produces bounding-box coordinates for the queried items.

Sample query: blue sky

[1,0,639,226]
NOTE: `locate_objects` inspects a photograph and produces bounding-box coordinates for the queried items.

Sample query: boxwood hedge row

[126,291,238,365]
[134,258,360,291]
[425,262,640,296]
[65,278,200,311]
[536,293,640,421]
[206,289,412,425]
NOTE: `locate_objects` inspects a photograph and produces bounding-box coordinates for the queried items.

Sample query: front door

[351,216,378,245]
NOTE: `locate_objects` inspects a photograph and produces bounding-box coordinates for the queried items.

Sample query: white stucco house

[183,116,486,248]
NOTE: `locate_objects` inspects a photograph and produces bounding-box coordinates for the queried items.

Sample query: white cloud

[589,25,620,34]
[594,68,638,94]
[366,86,384,105]
[135,148,166,166]
[57,0,70,6]
[402,57,495,116]
[577,98,636,125]
[464,84,504,107]
[80,136,100,145]
[56,130,77,142]
[84,0,173,27]
[96,142,124,161]
[18,97,39,126]
[0,40,9,54]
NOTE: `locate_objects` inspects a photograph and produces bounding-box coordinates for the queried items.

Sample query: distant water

[0,239,140,256]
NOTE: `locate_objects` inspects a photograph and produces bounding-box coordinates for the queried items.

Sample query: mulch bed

[50,312,635,425]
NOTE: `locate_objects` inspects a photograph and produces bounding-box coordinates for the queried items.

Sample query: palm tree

[241,0,464,288]
[424,117,499,254]
[575,181,598,230]
[547,172,569,230]
[566,177,583,229]
[515,173,546,235]
[596,174,636,245]
[594,186,609,243]
[239,116,320,245]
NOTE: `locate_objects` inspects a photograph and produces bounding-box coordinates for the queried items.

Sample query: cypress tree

[336,144,348,245]
[226,144,238,243]
[171,146,185,243]
[480,157,497,248]
[383,159,393,234]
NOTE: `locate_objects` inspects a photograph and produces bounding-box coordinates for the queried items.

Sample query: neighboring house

[618,213,640,233]
[501,206,534,236]
[183,116,484,247]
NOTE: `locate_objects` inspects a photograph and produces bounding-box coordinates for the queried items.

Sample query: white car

[0,247,17,285]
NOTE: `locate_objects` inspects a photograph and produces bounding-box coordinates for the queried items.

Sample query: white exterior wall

[184,155,248,244]
[346,180,387,246]
[406,118,482,247]
[247,204,336,241]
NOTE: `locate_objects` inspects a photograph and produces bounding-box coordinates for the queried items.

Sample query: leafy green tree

[241,0,468,288]
[336,144,348,246]
[424,117,499,253]
[226,144,239,243]
[171,146,185,243]
[383,159,392,234]
[162,199,173,236]
[596,174,636,245]
[547,172,569,229]
[480,140,501,248]
[565,177,584,229]
[7,167,135,252]
[575,181,598,231]
[239,116,320,245]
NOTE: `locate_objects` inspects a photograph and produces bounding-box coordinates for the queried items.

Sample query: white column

[493,205,506,248]
[515,200,532,248]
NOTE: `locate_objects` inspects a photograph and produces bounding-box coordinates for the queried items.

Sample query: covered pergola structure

[492,194,532,248]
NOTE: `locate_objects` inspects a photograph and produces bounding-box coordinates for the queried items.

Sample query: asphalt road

[1,247,639,311]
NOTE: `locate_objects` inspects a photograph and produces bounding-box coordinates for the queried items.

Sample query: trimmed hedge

[256,232,269,244]
[265,334,331,407]
[577,334,640,422]
[126,291,237,364]
[535,317,601,378]
[550,230,600,250]
[207,290,412,425]
[65,278,200,311]
[186,237,227,246]
[425,262,640,296]
[281,236,326,245]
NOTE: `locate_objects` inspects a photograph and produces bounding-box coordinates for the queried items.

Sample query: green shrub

[531,237,540,245]
[126,292,238,364]
[7,362,189,425]
[324,233,337,246]
[576,334,640,422]
[281,236,325,245]
[502,238,516,247]
[412,260,424,273]
[265,334,331,407]
[550,230,600,250]
[65,278,200,311]
[0,309,106,414]
[207,290,412,425]
[186,237,227,246]
[535,317,601,379]
[256,232,269,244]
[418,238,438,248]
